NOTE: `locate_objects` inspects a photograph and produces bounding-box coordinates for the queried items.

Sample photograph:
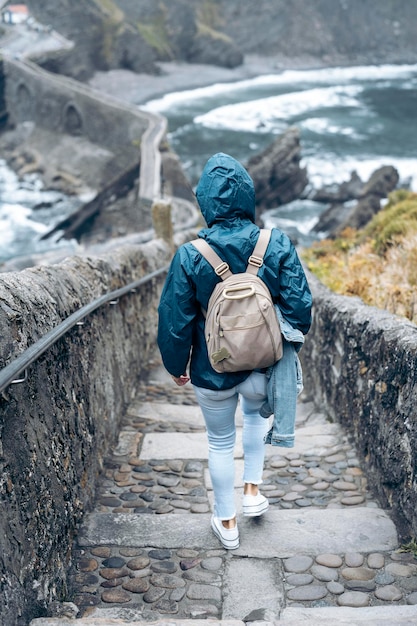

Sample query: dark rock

[311,171,364,204]
[24,0,417,80]
[75,573,99,585]
[117,0,243,68]
[26,0,242,79]
[26,0,159,80]
[120,492,141,501]
[313,165,399,237]
[101,588,132,603]
[119,0,198,61]
[244,608,270,622]
[246,127,308,217]
[188,29,243,68]
[151,561,178,574]
[345,579,376,592]
[140,492,155,502]
[219,0,417,66]
[143,587,166,603]
[32,200,56,211]
[312,201,356,237]
[122,577,150,593]
[345,165,400,231]
[133,465,153,473]
[102,557,126,569]
[73,593,100,607]
[180,558,202,571]
[184,461,204,473]
[360,165,400,199]
[148,549,172,560]
[161,151,195,203]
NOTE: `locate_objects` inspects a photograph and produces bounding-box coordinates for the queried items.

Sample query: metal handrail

[0,265,169,395]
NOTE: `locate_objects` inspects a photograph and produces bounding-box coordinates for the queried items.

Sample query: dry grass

[303,191,417,324]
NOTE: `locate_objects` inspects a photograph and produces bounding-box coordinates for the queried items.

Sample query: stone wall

[0,237,172,625]
[300,271,417,542]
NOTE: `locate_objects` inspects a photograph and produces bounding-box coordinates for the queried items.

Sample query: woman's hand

[171,374,190,386]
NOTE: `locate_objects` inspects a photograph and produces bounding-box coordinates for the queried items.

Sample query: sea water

[0,160,82,264]
[1,63,417,261]
[143,63,417,245]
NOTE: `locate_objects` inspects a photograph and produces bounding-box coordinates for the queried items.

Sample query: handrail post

[152,199,174,253]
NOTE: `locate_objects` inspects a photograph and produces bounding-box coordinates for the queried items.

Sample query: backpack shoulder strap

[191,239,233,280]
[246,229,272,275]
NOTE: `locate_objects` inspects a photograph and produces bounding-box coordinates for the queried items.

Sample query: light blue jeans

[193,371,269,520]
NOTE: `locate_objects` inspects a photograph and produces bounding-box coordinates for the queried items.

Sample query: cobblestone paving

[72,545,227,620]
[69,373,417,620]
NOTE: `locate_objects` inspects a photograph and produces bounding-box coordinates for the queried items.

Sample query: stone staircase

[30,364,417,625]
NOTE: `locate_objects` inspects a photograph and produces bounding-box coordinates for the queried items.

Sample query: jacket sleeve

[276,239,312,335]
[157,248,197,377]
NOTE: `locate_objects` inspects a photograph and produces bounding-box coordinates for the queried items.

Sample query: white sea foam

[0,159,79,262]
[243,64,417,90]
[0,203,48,256]
[265,215,319,235]
[142,63,417,111]
[304,155,417,191]
[301,117,359,137]
[194,85,363,133]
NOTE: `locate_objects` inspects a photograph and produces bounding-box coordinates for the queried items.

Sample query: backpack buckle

[215,262,230,277]
[248,255,263,268]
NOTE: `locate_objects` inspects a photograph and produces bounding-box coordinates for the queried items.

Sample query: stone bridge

[5,56,169,205]
[0,52,417,626]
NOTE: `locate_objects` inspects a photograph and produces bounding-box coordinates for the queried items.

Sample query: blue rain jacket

[157,152,312,390]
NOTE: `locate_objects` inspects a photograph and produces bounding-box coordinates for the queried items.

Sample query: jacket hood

[195,153,255,227]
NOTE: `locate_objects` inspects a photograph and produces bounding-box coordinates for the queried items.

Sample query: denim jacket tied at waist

[262,305,304,447]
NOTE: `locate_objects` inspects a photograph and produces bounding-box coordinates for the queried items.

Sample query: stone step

[37,387,410,626]
[280,605,417,623]
[78,507,397,558]
[30,603,417,624]
[127,400,204,426]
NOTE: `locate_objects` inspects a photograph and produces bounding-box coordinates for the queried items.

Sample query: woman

[157,153,312,549]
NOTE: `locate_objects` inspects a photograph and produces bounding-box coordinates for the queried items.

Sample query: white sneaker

[242,492,269,517]
[211,515,239,550]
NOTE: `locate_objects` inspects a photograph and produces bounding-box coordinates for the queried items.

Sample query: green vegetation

[196,21,233,43]
[137,16,172,58]
[302,191,417,324]
[91,0,124,23]
[197,0,222,29]
[90,0,125,66]
[362,190,417,254]
[398,538,417,558]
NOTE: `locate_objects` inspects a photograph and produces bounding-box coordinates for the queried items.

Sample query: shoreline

[88,54,417,107]
[88,54,332,106]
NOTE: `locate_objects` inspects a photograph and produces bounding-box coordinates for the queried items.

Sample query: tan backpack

[191,229,283,373]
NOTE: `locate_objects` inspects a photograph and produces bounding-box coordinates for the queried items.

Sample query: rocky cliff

[25,0,417,80]
[247,127,308,218]
[218,0,417,66]
[25,0,242,80]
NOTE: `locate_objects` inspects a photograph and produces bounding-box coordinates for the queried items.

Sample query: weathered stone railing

[300,271,417,542]
[0,46,202,624]
[0,228,180,625]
